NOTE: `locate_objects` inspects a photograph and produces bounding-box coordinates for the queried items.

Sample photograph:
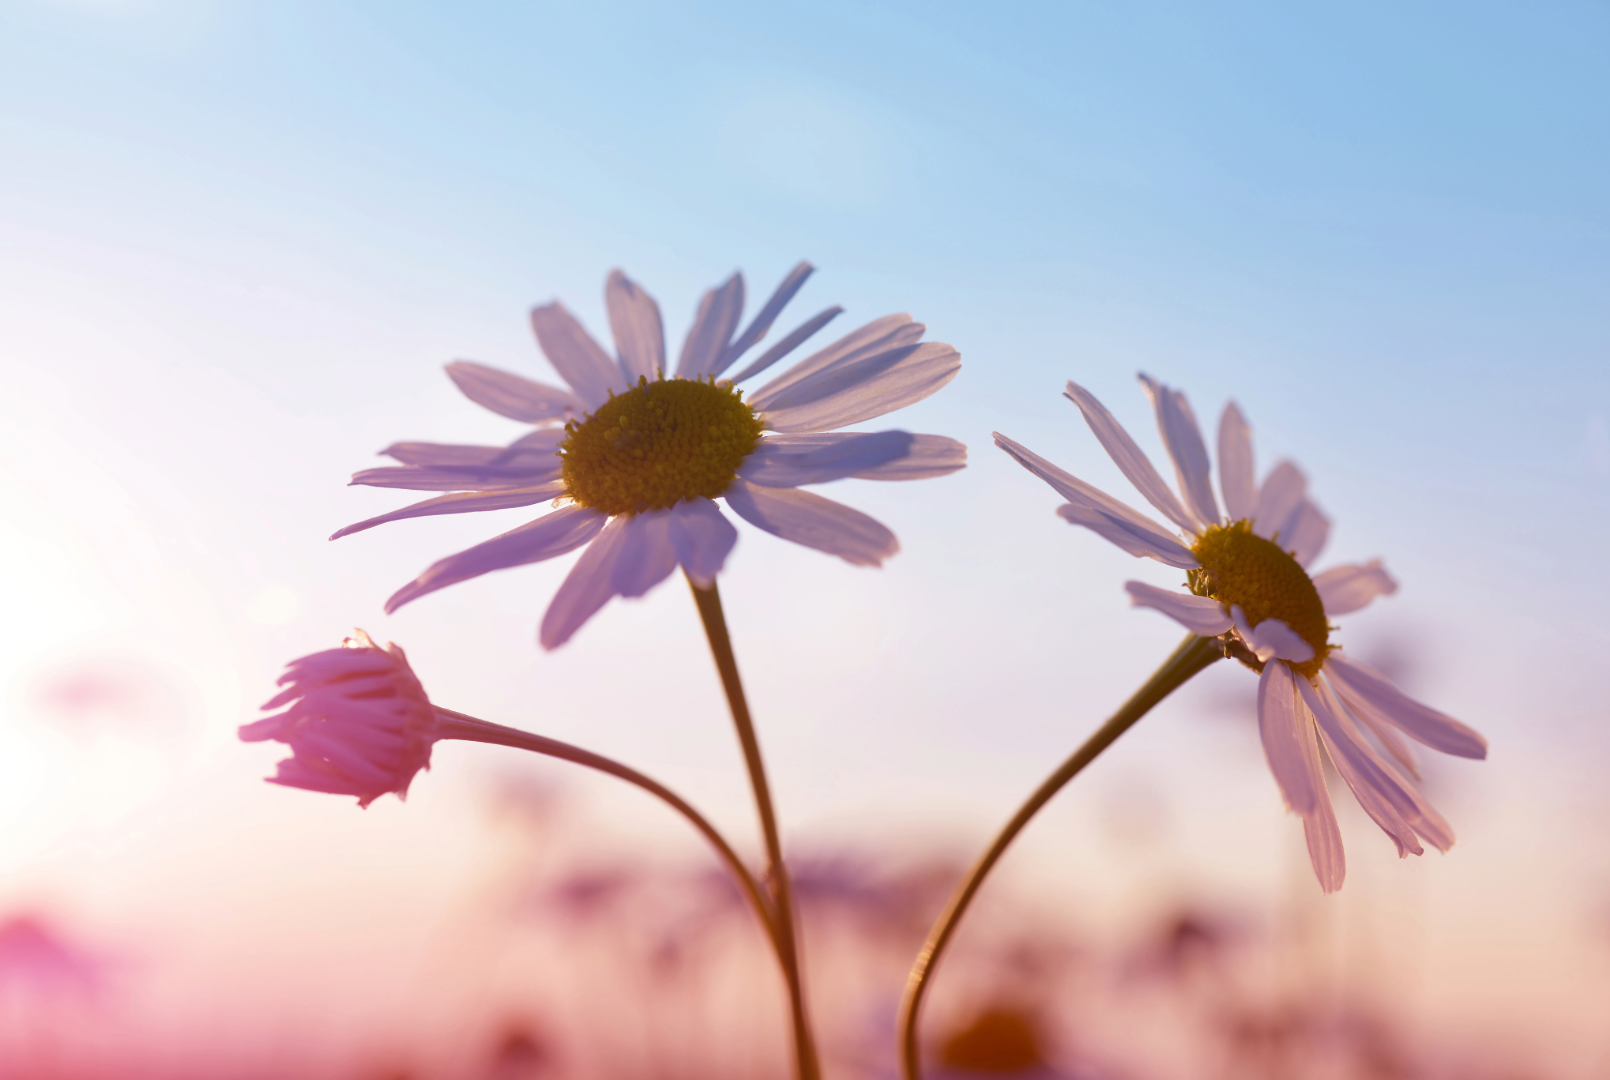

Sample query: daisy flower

[239,630,437,807]
[335,262,964,648]
[994,377,1488,892]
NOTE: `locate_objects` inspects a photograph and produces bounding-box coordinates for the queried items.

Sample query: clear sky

[2,0,1608,1070]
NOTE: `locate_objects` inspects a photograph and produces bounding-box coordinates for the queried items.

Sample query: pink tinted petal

[723,479,897,567]
[1231,608,1314,664]
[1217,402,1257,521]
[1313,560,1398,616]
[668,498,739,588]
[738,431,914,488]
[1282,501,1331,567]
[1318,676,1454,851]
[330,483,565,540]
[606,270,666,383]
[1324,653,1488,759]
[1124,582,1233,635]
[726,306,844,385]
[1063,380,1199,534]
[676,273,745,379]
[1138,375,1220,527]
[716,261,814,376]
[530,301,628,409]
[444,361,584,424]
[1257,661,1322,814]
[1302,788,1347,895]
[1253,461,1306,540]
[539,514,632,650]
[609,510,680,598]
[385,505,607,613]
[1302,678,1423,858]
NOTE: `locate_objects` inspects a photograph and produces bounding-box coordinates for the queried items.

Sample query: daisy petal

[380,428,563,470]
[1303,788,1347,895]
[539,514,632,649]
[1124,581,1233,635]
[760,342,962,434]
[722,479,897,567]
[1063,381,1199,534]
[606,270,666,383]
[716,261,814,375]
[610,509,680,598]
[530,302,628,410]
[385,505,607,614]
[1313,560,1398,616]
[1253,461,1307,540]
[852,434,967,481]
[668,497,738,588]
[330,482,567,540]
[348,466,558,492]
[746,315,923,409]
[1217,402,1257,521]
[725,307,845,385]
[1231,607,1315,664]
[1257,661,1322,814]
[1282,500,1331,567]
[1324,653,1488,759]
[1302,678,1423,857]
[676,273,745,379]
[1138,375,1220,527]
[1317,676,1453,849]
[738,431,914,488]
[993,433,1197,568]
[445,361,584,424]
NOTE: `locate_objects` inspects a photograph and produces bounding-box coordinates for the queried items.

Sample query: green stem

[897,633,1222,1080]
[433,708,782,961]
[687,573,820,1080]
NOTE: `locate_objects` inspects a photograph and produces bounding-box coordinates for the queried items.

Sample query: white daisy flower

[335,262,965,649]
[995,377,1488,892]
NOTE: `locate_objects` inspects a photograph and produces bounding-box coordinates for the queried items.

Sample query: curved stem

[433,708,782,960]
[686,574,820,1080]
[897,633,1222,1080]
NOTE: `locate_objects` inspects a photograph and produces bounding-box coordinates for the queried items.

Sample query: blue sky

[2,0,1609,1056]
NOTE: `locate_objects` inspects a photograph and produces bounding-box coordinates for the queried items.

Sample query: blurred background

[2,0,1607,1076]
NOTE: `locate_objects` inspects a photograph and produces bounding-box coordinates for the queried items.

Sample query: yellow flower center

[558,376,764,516]
[1188,520,1331,679]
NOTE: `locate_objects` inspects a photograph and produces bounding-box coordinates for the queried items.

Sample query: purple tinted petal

[723,479,897,567]
[668,498,738,588]
[445,361,584,424]
[539,514,632,649]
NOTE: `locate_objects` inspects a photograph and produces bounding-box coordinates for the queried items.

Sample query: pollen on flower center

[558,375,765,516]
[1189,520,1331,679]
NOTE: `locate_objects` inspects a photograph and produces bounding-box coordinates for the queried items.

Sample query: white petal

[1124,582,1232,635]
[608,509,680,598]
[722,479,897,567]
[993,432,1198,569]
[445,361,584,424]
[1257,661,1322,814]
[606,269,666,383]
[1323,653,1488,759]
[1302,677,1423,858]
[1232,608,1315,664]
[1138,375,1220,527]
[348,466,556,492]
[539,514,632,650]
[331,482,567,540]
[747,314,922,410]
[668,498,738,588]
[1217,401,1257,521]
[530,302,628,410]
[1315,676,1455,851]
[676,273,745,379]
[1259,662,1345,892]
[1313,560,1398,616]
[382,427,563,468]
[716,261,814,376]
[1252,461,1307,540]
[1282,500,1331,567]
[758,342,961,433]
[386,505,607,613]
[1063,380,1199,534]
[852,434,967,482]
[738,431,915,488]
[726,307,844,385]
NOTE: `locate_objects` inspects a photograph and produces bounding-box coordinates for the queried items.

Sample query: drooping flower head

[333,263,965,648]
[240,631,438,807]
[996,377,1488,892]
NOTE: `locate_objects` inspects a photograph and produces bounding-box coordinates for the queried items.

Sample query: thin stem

[686,573,820,1080]
[433,708,782,961]
[897,633,1223,1080]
